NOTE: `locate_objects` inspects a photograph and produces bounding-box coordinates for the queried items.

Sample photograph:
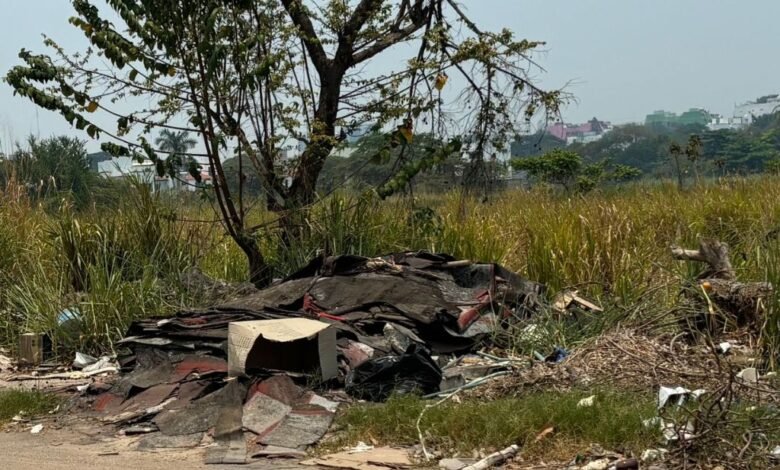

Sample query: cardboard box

[228,318,337,381]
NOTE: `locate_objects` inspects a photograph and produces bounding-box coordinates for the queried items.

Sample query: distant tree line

[0,136,103,208]
[512,112,780,181]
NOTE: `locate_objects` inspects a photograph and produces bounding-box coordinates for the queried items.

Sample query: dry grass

[3,175,780,357]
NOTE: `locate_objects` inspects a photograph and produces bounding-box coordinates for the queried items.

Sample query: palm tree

[155,130,197,173]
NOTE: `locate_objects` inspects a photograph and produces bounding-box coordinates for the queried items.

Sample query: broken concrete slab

[259,405,334,449]
[136,432,204,451]
[249,375,305,406]
[242,392,291,435]
[250,445,307,459]
[205,431,247,465]
[154,384,231,435]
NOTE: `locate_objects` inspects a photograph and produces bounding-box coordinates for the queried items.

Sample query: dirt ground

[0,425,319,469]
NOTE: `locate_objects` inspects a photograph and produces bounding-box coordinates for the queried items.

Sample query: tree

[317,132,462,193]
[668,142,685,191]
[7,0,561,287]
[669,135,703,190]
[154,130,198,174]
[0,136,97,207]
[512,149,641,193]
[685,134,702,186]
[512,148,582,192]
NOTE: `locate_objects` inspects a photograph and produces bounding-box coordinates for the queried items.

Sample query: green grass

[0,389,60,423]
[3,176,780,359]
[333,390,659,460]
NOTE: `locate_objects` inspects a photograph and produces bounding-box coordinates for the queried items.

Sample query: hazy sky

[2,1,779,151]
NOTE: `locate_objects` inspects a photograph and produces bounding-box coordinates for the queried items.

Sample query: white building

[88,152,210,193]
[706,94,780,131]
[734,94,780,122]
[707,114,750,131]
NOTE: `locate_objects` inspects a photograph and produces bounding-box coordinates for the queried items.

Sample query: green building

[645,108,711,128]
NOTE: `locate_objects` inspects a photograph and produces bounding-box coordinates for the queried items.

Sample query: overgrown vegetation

[3,172,780,364]
[0,390,60,424]
[7,0,563,287]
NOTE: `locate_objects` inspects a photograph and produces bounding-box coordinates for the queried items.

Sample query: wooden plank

[18,333,44,366]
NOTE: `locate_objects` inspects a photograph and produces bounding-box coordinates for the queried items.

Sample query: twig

[416,371,511,460]
[462,444,521,470]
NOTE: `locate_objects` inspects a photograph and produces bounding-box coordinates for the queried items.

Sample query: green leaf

[129,69,138,81]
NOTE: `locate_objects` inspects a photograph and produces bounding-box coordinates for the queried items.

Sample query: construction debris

[553,290,603,314]
[301,447,413,470]
[227,318,338,381]
[76,252,545,464]
[461,444,519,470]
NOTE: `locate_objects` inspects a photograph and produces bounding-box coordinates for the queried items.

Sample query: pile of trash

[79,251,544,464]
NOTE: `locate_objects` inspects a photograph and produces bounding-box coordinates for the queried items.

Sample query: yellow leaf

[86,101,99,113]
[398,118,414,143]
[168,66,176,77]
[434,72,448,91]
[399,126,413,143]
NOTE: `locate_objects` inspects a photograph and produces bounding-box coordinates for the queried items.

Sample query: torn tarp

[121,252,542,362]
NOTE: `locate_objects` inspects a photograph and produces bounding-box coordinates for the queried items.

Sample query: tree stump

[671,239,773,330]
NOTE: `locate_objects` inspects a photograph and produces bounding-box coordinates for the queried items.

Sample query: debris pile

[481,328,724,399]
[83,252,544,463]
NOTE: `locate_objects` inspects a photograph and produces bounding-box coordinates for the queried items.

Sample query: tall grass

[2,175,780,358]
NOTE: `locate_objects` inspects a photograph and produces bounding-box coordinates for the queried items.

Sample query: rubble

[302,447,413,469]
[79,252,542,464]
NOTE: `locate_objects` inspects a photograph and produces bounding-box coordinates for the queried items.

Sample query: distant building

[645,110,679,128]
[548,117,612,144]
[645,108,711,128]
[706,94,780,131]
[734,94,780,122]
[707,114,750,131]
[87,152,211,193]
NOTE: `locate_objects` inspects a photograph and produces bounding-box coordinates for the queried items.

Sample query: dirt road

[0,428,310,470]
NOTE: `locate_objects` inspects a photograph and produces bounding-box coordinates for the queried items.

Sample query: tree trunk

[238,235,272,288]
[275,68,343,250]
[672,239,773,330]
[674,155,684,191]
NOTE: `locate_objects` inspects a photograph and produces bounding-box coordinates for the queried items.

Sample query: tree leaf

[86,101,99,113]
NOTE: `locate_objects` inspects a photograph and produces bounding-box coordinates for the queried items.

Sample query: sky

[2,0,780,152]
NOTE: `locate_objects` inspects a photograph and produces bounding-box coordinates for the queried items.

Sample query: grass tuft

[0,389,60,424]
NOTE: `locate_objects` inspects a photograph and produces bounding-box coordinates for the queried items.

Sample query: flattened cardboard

[228,319,337,381]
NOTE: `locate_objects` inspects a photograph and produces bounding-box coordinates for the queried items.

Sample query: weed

[0,389,60,424]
